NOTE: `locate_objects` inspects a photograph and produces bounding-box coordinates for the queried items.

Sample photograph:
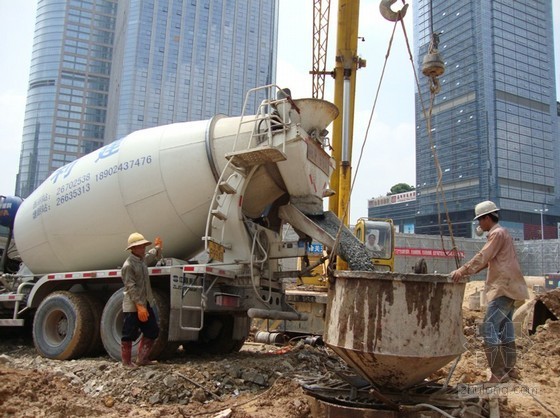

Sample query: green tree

[388,183,415,195]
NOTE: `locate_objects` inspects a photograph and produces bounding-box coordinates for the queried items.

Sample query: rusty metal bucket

[324,271,467,390]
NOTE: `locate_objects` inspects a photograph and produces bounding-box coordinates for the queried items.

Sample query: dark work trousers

[121,303,159,342]
[480,296,515,346]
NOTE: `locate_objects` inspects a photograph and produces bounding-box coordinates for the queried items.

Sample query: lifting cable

[331,0,461,269]
[405,0,461,269]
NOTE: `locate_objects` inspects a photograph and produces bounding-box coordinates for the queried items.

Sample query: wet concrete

[309,211,375,271]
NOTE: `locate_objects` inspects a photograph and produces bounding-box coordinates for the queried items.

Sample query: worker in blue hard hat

[120,233,163,367]
[451,201,529,383]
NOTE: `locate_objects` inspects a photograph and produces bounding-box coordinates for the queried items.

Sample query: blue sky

[1,1,559,222]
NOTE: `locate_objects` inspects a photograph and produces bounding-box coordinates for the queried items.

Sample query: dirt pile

[435,282,560,417]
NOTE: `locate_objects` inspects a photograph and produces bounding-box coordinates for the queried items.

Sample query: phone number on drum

[95,156,153,182]
[56,184,91,206]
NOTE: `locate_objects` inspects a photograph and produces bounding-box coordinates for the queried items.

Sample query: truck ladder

[178,273,209,332]
[0,293,26,326]
[203,85,292,260]
[178,269,236,332]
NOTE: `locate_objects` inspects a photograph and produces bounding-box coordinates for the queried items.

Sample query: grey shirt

[121,249,159,312]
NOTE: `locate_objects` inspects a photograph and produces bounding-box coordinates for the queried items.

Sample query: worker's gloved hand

[136,304,149,322]
[154,236,163,250]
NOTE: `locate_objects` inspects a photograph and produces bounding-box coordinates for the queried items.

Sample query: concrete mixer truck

[0,85,364,361]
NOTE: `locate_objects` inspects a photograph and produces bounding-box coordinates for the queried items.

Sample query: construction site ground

[0,280,558,418]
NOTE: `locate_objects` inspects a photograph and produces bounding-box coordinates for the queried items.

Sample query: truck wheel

[100,288,170,361]
[150,289,170,360]
[186,314,247,354]
[82,293,105,356]
[414,258,428,274]
[32,291,94,360]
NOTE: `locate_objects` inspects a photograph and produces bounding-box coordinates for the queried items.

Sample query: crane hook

[379,0,409,22]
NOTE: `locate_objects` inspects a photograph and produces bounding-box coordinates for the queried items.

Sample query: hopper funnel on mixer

[276,98,339,134]
[324,271,467,390]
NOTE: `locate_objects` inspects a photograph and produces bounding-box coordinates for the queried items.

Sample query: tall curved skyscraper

[16,0,278,198]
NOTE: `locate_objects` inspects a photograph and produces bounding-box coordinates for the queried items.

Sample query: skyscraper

[413,0,559,239]
[16,0,278,198]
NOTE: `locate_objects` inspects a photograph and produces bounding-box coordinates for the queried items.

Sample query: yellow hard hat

[473,200,499,220]
[125,232,152,250]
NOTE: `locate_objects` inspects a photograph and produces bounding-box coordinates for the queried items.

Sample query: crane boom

[311,0,332,99]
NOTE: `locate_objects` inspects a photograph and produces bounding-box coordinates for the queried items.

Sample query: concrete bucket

[324,271,467,390]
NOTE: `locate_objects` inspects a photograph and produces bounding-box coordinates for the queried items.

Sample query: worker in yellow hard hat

[451,201,529,383]
[120,232,163,367]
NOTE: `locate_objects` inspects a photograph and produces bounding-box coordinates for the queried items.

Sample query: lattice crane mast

[311,0,332,99]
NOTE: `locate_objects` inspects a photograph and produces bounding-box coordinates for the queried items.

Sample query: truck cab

[353,217,395,272]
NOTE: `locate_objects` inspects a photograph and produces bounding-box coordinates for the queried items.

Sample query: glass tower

[413,0,559,238]
[16,0,278,198]
[105,0,278,140]
[16,0,118,198]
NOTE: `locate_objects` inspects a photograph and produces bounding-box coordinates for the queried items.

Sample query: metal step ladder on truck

[0,85,360,361]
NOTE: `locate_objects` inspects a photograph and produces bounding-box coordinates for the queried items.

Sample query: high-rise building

[16,0,278,198]
[412,0,559,239]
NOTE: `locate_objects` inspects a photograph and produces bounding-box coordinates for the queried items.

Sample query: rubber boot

[484,344,508,383]
[136,337,156,366]
[121,341,134,367]
[502,341,519,379]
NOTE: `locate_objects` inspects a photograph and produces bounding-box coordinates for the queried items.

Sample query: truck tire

[414,258,428,274]
[32,291,94,360]
[100,288,170,361]
[82,293,105,356]
[186,314,247,354]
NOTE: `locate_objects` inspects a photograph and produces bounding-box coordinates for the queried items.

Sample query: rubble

[0,337,340,417]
